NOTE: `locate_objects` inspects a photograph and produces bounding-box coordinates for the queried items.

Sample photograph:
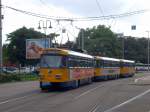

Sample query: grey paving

[0,73,150,112]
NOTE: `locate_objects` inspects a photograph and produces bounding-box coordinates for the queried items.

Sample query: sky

[2,0,150,44]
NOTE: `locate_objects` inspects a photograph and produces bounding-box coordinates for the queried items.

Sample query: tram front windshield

[40,55,66,68]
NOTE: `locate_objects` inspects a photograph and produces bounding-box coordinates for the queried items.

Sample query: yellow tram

[39,48,94,90]
[94,56,120,80]
[120,59,135,77]
[39,48,135,90]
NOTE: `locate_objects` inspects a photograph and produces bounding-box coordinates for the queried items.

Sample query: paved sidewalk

[134,75,150,85]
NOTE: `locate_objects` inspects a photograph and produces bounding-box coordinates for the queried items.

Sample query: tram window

[61,57,67,67]
[87,60,90,67]
[68,59,73,67]
[89,61,92,67]
[120,62,123,67]
[83,60,85,67]
[88,61,90,67]
[103,61,106,67]
[96,60,99,67]
[99,61,103,67]
[108,61,111,67]
[113,62,115,67]
[68,58,76,67]
[84,60,89,67]
[79,60,83,67]
[112,62,115,67]
[85,60,88,67]
[94,60,97,67]
[104,61,109,67]
[40,55,62,68]
[123,62,128,67]
[89,61,93,67]
[68,57,93,68]
[74,60,78,67]
[91,61,94,67]
[113,62,119,67]
[97,61,99,67]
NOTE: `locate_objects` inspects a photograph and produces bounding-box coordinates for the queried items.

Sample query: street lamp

[146,31,150,72]
[38,20,52,48]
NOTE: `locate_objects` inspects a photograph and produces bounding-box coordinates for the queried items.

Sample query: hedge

[0,73,38,83]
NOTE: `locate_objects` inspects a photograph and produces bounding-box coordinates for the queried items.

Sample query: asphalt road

[0,73,150,112]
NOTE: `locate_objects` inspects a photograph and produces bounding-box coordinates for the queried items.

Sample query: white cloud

[2,0,81,44]
[2,0,150,44]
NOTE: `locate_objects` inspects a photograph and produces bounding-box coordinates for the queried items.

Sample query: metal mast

[0,0,3,73]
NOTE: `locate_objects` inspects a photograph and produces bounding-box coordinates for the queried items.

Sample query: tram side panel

[120,66,135,77]
[94,67,120,80]
[120,61,135,78]
[94,57,120,81]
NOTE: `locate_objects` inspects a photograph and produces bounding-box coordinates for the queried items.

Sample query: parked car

[4,67,19,73]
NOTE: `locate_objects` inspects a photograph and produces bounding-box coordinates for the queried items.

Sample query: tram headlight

[55,74,62,79]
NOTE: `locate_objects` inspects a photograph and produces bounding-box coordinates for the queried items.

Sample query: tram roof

[95,56,120,62]
[120,59,135,63]
[43,48,93,59]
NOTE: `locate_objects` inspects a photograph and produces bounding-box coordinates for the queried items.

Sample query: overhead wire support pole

[0,0,2,73]
[81,29,84,50]
[146,31,150,72]
[122,35,125,59]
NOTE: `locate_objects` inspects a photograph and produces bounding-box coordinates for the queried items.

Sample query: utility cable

[4,5,148,21]
[39,0,53,10]
[95,0,104,16]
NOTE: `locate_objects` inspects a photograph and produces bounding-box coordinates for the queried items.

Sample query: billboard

[26,38,50,59]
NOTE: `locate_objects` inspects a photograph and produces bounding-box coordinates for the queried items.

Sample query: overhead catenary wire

[39,0,53,10]
[4,6,56,20]
[95,0,104,16]
[3,5,148,22]
[50,22,73,45]
[95,0,111,28]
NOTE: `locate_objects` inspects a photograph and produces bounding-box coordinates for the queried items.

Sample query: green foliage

[76,25,148,63]
[3,25,149,65]
[0,73,21,83]
[77,25,122,58]
[5,27,45,66]
[124,37,147,63]
[19,73,39,81]
[2,44,9,64]
[0,73,39,83]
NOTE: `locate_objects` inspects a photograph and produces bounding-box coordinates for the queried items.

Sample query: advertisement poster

[70,68,94,80]
[101,68,120,75]
[26,39,50,59]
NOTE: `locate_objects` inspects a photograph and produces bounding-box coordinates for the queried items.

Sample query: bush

[0,73,38,83]
[0,73,21,83]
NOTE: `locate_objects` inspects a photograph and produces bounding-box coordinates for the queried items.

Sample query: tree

[6,27,45,66]
[124,36,147,63]
[2,44,9,65]
[77,25,122,58]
